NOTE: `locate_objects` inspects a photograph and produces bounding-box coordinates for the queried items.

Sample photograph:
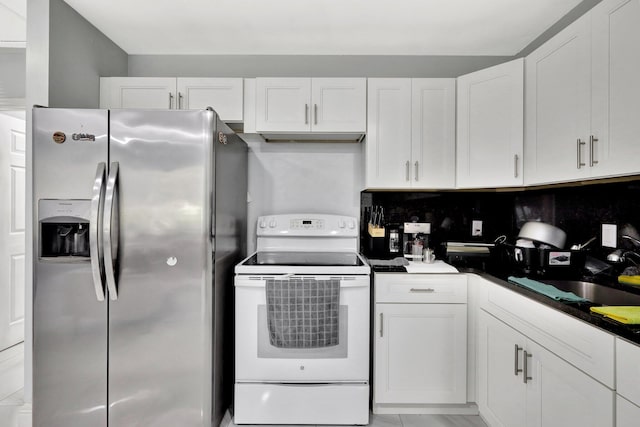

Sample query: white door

[255,78,311,132]
[176,77,243,122]
[526,339,614,427]
[411,79,456,189]
[478,311,526,427]
[100,77,177,109]
[456,58,524,188]
[366,79,412,189]
[311,78,366,132]
[591,0,640,178]
[0,112,26,351]
[374,303,467,404]
[524,16,591,185]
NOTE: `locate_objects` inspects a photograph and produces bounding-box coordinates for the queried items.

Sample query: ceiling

[62,0,584,56]
[0,0,26,47]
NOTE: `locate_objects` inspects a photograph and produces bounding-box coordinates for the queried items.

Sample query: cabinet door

[411,79,456,189]
[311,78,366,132]
[366,79,412,189]
[524,16,591,185]
[526,339,614,427]
[255,78,311,132]
[478,311,526,427]
[591,0,640,178]
[176,78,243,122]
[100,77,177,109]
[617,396,640,427]
[374,303,467,404]
[456,59,523,188]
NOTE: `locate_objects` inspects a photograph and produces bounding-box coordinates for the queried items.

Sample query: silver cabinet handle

[514,344,523,376]
[523,350,533,383]
[169,92,173,109]
[576,139,586,169]
[514,154,519,178]
[178,92,183,109]
[314,104,318,125]
[414,161,419,181]
[305,104,309,125]
[104,162,120,301]
[90,163,106,302]
[410,288,435,293]
[379,313,383,337]
[406,161,410,181]
[590,135,599,166]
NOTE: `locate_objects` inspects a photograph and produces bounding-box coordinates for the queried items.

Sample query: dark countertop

[463,268,640,346]
[370,263,640,346]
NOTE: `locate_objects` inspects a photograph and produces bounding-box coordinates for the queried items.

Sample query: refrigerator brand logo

[52,131,66,144]
[72,133,96,142]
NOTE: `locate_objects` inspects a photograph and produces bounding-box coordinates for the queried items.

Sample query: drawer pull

[410,288,435,293]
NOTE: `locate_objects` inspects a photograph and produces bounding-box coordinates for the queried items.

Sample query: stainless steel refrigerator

[32,108,247,427]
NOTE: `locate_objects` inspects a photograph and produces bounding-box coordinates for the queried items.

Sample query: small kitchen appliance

[234,214,370,425]
[32,108,247,427]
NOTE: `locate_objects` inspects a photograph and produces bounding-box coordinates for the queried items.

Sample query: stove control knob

[348,220,356,229]
[339,220,346,228]
[269,220,277,228]
[259,219,267,228]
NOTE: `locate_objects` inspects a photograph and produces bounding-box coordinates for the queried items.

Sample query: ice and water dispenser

[39,199,91,258]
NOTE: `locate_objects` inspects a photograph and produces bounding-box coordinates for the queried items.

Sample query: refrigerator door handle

[90,162,106,301]
[104,162,120,301]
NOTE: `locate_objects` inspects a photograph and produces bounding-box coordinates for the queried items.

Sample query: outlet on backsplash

[472,220,483,237]
[602,224,617,248]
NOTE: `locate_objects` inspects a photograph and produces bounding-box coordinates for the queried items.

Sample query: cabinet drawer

[616,338,640,406]
[375,273,467,303]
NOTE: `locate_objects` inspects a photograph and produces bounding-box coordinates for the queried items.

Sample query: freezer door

[32,108,108,427]
[107,110,214,426]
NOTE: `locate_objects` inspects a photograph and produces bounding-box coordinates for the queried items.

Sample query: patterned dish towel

[266,278,340,348]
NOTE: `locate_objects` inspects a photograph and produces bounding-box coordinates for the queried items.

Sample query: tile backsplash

[361,179,640,254]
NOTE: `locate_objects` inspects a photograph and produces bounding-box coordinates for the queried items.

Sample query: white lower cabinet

[617,396,640,427]
[479,309,614,427]
[373,273,467,412]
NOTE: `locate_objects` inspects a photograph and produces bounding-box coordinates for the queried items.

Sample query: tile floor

[227,413,488,427]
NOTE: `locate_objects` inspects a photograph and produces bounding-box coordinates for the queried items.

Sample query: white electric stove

[234,214,371,425]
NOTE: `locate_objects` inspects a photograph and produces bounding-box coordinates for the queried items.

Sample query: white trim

[0,343,24,402]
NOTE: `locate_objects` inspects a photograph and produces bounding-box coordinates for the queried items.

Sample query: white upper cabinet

[525,15,593,185]
[366,78,456,189]
[100,77,244,122]
[412,79,456,189]
[525,0,640,185]
[176,78,243,122]
[101,77,177,110]
[590,0,640,178]
[456,58,524,188]
[255,78,366,134]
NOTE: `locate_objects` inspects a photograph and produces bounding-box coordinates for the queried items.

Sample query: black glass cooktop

[243,251,364,267]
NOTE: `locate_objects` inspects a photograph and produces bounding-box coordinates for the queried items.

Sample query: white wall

[245,136,364,253]
[0,48,25,109]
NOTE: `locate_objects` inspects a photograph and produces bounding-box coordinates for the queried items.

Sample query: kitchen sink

[541,280,640,306]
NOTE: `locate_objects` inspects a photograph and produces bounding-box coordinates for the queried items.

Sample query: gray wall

[128,55,513,78]
[0,48,26,105]
[48,0,127,108]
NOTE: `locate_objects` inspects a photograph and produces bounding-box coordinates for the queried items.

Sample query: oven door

[235,274,370,382]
